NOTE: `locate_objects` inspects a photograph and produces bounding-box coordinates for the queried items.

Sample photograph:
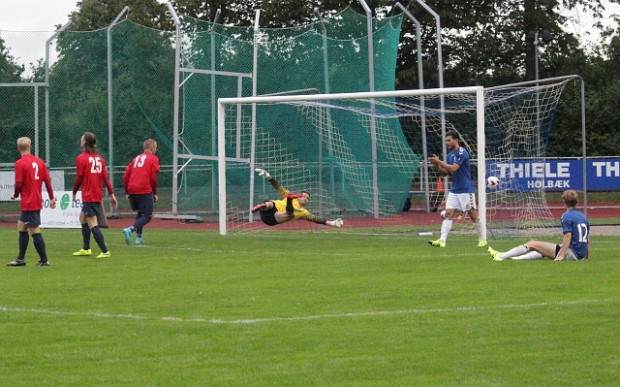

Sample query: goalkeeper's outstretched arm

[304,213,344,228]
[255,168,288,197]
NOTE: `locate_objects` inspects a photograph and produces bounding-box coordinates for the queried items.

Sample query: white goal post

[217,87,486,236]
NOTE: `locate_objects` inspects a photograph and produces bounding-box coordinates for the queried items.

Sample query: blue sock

[18,231,29,259]
[81,223,91,249]
[91,226,108,253]
[32,233,48,262]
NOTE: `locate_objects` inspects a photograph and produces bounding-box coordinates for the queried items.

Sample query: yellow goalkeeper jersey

[271,180,321,224]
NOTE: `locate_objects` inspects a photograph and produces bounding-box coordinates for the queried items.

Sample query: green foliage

[1,228,619,385]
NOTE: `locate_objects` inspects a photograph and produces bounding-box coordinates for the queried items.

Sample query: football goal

[216,87,487,235]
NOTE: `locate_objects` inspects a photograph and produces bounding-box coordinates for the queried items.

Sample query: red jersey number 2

[32,162,40,180]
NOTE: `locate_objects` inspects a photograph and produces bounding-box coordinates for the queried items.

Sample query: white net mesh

[219,80,571,236]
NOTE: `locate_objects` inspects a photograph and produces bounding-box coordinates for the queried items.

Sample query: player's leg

[491,240,553,261]
[85,203,110,257]
[17,219,29,260]
[7,217,29,266]
[252,201,272,213]
[21,211,49,265]
[429,193,458,247]
[520,240,558,259]
[123,194,154,244]
[73,211,93,256]
[467,202,487,247]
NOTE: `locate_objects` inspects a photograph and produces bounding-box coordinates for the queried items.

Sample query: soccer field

[1,227,618,385]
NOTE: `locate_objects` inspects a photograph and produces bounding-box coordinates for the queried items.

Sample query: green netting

[177,8,404,216]
[1,8,403,221]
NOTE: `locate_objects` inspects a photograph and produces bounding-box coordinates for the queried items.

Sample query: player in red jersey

[122,139,160,245]
[71,132,118,258]
[7,137,56,267]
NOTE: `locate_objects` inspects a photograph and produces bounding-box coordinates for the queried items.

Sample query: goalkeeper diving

[252,169,344,228]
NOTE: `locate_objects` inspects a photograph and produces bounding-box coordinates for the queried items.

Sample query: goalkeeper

[252,169,343,228]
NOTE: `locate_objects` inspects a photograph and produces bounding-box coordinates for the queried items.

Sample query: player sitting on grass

[252,168,343,228]
[488,190,590,261]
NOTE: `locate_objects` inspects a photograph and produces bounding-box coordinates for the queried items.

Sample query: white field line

[0,299,613,325]
[45,238,482,258]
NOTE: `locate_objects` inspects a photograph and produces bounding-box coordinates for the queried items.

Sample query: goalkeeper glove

[255,168,271,178]
[327,218,343,228]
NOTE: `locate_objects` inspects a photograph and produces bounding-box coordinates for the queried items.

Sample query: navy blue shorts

[128,193,154,215]
[82,202,104,219]
[19,210,41,227]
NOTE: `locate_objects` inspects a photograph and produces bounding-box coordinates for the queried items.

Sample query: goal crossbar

[217,86,486,236]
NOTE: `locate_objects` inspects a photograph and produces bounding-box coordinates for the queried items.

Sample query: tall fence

[0,7,403,220]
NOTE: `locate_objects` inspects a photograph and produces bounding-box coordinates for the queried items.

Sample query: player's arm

[429,154,460,174]
[150,162,158,196]
[72,159,84,200]
[303,212,343,227]
[11,182,22,200]
[255,168,289,197]
[122,164,132,195]
[42,166,56,208]
[554,232,572,261]
[12,164,23,199]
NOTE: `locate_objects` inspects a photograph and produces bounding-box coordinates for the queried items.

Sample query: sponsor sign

[488,158,620,191]
[41,191,82,229]
[0,170,65,200]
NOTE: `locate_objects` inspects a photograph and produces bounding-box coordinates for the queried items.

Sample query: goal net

[216,87,486,235]
[216,79,572,236]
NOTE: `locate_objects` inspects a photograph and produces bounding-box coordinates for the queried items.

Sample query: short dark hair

[300,190,310,198]
[446,130,461,142]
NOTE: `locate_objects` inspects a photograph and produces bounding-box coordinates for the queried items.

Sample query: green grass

[1,227,619,386]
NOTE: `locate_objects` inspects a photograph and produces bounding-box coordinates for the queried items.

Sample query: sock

[81,223,91,250]
[32,233,48,262]
[512,251,545,260]
[18,231,29,259]
[91,226,108,253]
[440,219,452,243]
[474,219,484,240]
[286,197,294,214]
[502,245,529,259]
[133,214,152,231]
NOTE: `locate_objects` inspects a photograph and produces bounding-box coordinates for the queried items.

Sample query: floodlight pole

[44,20,72,165]
[167,1,182,216]
[394,2,430,211]
[358,0,380,218]
[107,6,129,215]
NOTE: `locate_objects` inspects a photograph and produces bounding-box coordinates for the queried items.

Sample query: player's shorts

[82,202,104,219]
[555,245,580,261]
[259,202,278,226]
[19,210,41,227]
[128,193,154,215]
[446,192,477,213]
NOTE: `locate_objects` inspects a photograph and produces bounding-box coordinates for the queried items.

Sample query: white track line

[0,299,613,325]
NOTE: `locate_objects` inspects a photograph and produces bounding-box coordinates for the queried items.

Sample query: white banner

[41,191,82,229]
[0,170,65,201]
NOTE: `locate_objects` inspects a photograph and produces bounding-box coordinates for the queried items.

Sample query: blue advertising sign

[487,158,620,191]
